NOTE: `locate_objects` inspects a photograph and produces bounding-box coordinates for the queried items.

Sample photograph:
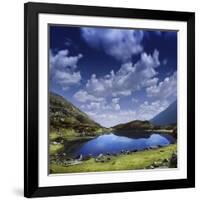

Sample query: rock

[120,150,125,154]
[82,155,92,161]
[150,146,158,149]
[95,154,104,162]
[63,159,83,166]
[97,153,104,159]
[65,157,72,161]
[147,165,155,169]
[126,150,131,154]
[152,161,162,167]
[169,152,177,168]
[95,154,111,163]
[163,158,169,163]
[52,141,58,145]
[75,154,83,161]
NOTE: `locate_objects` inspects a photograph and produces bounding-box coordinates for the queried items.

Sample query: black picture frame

[24,2,195,198]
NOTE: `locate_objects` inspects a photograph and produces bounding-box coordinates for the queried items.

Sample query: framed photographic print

[24,2,195,198]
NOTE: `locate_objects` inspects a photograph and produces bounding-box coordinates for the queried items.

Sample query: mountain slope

[49,92,104,134]
[150,101,177,126]
[113,120,154,131]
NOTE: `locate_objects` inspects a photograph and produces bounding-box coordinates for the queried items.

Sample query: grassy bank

[50,144,177,174]
[49,144,64,155]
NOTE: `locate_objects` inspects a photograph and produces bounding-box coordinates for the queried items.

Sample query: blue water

[74,132,175,157]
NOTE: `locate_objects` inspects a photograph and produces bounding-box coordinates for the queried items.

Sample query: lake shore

[146,129,173,133]
[50,144,177,174]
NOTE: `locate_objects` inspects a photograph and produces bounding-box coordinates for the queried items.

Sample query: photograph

[24,2,195,197]
[48,25,178,174]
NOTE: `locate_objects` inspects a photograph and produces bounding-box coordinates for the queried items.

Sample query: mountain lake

[63,132,176,158]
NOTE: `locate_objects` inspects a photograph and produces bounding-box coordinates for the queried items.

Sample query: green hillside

[112,119,177,137]
[113,120,154,131]
[49,92,106,137]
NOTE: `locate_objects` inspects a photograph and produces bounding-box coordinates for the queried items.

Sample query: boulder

[149,145,158,149]
[126,150,131,154]
[82,155,92,161]
[97,153,104,159]
[75,154,83,161]
[169,152,177,168]
[95,154,111,163]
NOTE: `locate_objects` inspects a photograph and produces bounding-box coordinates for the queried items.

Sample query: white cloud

[146,71,177,100]
[113,104,120,111]
[81,102,101,110]
[74,90,105,103]
[136,100,169,120]
[72,49,170,127]
[112,98,120,104]
[81,99,170,127]
[80,97,121,112]
[50,49,82,70]
[50,49,83,90]
[111,98,121,111]
[81,28,144,61]
[87,110,136,127]
[54,70,81,90]
[74,50,160,101]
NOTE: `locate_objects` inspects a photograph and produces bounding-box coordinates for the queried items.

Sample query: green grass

[49,129,78,141]
[50,144,177,173]
[49,132,60,141]
[49,144,64,155]
[50,130,94,143]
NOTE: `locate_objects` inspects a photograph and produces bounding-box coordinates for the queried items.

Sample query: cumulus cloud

[81,27,144,61]
[74,50,160,101]
[87,110,136,128]
[136,100,169,120]
[85,98,170,127]
[112,98,120,104]
[80,102,101,111]
[72,49,165,126]
[74,90,105,103]
[50,49,83,90]
[50,49,82,70]
[146,71,177,100]
[111,98,121,111]
[80,97,121,112]
[81,99,170,127]
[54,70,81,90]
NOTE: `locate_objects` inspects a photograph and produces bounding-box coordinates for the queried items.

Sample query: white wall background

[0,0,199,199]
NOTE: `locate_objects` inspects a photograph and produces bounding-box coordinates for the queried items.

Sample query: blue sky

[49,25,177,127]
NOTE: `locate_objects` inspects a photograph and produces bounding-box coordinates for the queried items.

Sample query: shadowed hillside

[112,120,154,131]
[150,101,177,126]
[49,92,106,136]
